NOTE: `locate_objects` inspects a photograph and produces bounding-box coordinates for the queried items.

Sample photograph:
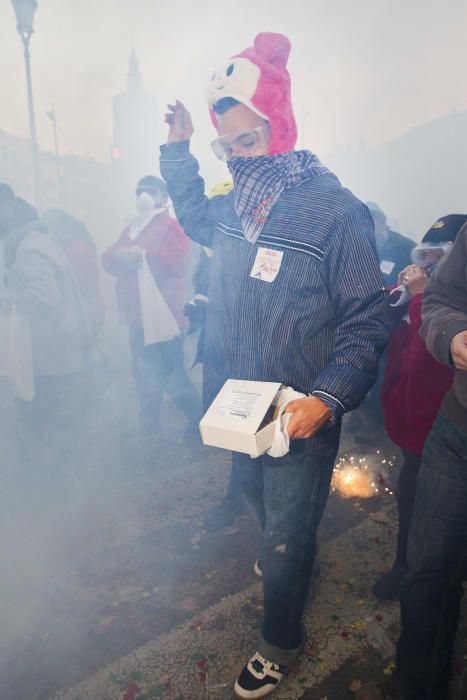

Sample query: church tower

[112,50,158,214]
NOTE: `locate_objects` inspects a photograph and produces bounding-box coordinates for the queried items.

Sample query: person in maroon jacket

[374,214,467,600]
[102,175,201,435]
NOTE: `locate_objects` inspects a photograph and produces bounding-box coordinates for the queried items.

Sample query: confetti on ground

[49,512,401,700]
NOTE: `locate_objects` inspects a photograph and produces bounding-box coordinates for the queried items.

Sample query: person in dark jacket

[102,175,201,436]
[185,179,248,529]
[345,202,416,447]
[161,32,389,698]
[184,180,233,364]
[374,214,467,601]
[395,220,467,700]
[366,201,416,286]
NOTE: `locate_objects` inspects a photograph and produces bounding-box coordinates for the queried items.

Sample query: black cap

[422,214,467,244]
[136,175,167,198]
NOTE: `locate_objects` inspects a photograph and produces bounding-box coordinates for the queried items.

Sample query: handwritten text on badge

[250,247,284,283]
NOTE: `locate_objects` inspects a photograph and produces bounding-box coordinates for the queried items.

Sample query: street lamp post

[47,105,60,186]
[10,0,42,210]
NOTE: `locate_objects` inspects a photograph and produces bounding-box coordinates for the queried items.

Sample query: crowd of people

[1,30,466,700]
[0,184,100,501]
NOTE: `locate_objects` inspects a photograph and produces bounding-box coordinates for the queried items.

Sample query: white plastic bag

[137,253,180,346]
[266,387,306,458]
[8,305,35,400]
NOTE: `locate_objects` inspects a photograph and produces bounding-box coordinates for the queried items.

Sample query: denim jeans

[397,411,467,699]
[396,450,422,568]
[129,329,201,433]
[233,431,339,667]
[223,462,246,510]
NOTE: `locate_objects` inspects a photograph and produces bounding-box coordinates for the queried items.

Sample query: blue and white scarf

[228,151,328,244]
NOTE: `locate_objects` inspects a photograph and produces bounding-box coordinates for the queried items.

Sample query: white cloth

[266,387,306,458]
[137,252,180,346]
[389,285,411,307]
[128,207,168,241]
[0,305,35,400]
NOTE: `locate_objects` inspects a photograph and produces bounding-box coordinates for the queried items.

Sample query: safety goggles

[211,124,271,161]
[411,241,453,268]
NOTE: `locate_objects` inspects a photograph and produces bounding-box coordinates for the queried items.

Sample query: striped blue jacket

[160,141,390,426]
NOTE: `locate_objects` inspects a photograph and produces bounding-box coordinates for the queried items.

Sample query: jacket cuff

[435,319,467,366]
[310,389,345,427]
[159,140,191,161]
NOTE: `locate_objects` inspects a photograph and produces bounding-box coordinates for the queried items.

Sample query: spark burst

[331,454,394,499]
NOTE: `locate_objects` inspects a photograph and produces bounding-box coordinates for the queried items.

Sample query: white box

[199,379,283,456]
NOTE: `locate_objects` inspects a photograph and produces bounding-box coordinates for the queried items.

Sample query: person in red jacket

[102,175,201,436]
[374,214,467,600]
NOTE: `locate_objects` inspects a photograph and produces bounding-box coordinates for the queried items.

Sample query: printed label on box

[213,390,262,420]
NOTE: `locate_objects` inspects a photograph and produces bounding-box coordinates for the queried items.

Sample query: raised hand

[165,100,194,144]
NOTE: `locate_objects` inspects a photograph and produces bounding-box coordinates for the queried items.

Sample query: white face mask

[136,191,155,213]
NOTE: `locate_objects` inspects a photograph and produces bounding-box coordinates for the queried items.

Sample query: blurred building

[0,128,116,247]
[326,110,467,240]
[0,50,160,246]
[111,49,159,215]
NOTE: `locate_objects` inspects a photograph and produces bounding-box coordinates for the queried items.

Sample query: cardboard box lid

[200,379,282,435]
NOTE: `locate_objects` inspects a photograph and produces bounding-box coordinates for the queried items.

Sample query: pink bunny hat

[205,32,297,154]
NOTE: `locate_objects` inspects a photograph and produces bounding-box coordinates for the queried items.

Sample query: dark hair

[0,197,38,235]
[136,175,167,198]
[43,207,96,249]
[212,97,241,115]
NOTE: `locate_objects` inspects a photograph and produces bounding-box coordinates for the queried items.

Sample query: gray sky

[2,0,467,166]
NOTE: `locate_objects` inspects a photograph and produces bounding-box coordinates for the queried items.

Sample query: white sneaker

[234,651,286,698]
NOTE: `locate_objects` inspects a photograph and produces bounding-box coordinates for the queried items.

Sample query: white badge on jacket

[250,247,284,283]
[380,259,395,275]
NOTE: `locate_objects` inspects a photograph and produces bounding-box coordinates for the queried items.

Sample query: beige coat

[6,223,92,376]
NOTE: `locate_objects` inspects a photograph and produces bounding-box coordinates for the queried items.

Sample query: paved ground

[48,504,402,700]
[1,365,466,700]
